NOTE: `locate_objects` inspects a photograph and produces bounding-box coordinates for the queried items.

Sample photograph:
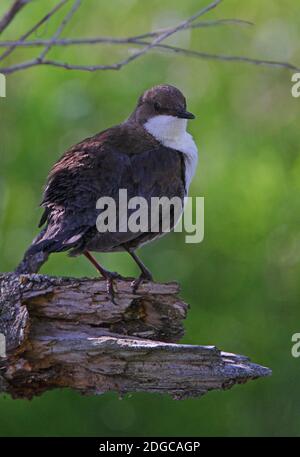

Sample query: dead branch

[3,40,299,75]
[107,0,222,71]
[37,0,81,61]
[0,0,31,35]
[0,0,68,63]
[0,19,254,48]
[0,272,271,400]
[0,0,298,74]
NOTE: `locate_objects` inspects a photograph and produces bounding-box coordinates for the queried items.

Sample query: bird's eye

[154,102,161,112]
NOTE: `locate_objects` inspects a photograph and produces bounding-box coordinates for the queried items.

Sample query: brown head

[129,84,195,125]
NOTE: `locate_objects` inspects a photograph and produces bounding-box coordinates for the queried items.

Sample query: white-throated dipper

[16,84,198,301]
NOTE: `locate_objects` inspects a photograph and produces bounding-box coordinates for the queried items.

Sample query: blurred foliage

[0,0,300,437]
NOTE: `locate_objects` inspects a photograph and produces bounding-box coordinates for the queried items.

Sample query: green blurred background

[0,0,300,437]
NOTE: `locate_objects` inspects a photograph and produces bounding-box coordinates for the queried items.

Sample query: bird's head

[129,85,195,139]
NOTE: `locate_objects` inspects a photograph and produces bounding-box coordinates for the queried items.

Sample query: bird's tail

[15,248,49,274]
[15,229,50,274]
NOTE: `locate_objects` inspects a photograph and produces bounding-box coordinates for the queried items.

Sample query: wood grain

[0,273,271,399]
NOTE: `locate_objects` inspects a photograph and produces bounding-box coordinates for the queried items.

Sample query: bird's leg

[83,251,122,304]
[125,248,153,293]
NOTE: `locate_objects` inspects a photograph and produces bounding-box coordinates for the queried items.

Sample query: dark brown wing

[32,124,185,256]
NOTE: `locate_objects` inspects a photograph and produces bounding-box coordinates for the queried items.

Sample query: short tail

[15,229,50,274]
[15,220,86,274]
[15,248,49,274]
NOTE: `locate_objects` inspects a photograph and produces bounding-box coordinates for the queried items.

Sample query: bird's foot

[131,271,153,294]
[104,271,123,305]
[109,271,126,281]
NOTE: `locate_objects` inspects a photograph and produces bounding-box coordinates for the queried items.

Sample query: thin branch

[0,0,223,74]
[0,18,254,48]
[131,17,253,40]
[140,40,300,73]
[0,0,298,75]
[0,0,69,63]
[38,0,81,61]
[113,0,223,69]
[37,54,300,74]
[1,39,299,75]
[0,0,31,35]
[0,58,40,73]
[189,18,254,27]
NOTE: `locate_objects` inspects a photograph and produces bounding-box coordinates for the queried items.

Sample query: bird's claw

[131,272,153,294]
[106,272,122,305]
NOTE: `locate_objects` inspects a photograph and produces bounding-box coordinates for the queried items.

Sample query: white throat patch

[144,115,198,193]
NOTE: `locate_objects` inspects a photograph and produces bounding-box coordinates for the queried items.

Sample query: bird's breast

[144,115,198,193]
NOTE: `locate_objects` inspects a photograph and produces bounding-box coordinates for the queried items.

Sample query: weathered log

[0,273,271,399]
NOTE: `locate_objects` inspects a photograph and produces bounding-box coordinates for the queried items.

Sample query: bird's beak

[176,109,195,120]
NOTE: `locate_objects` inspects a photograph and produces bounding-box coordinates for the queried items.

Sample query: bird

[16,84,198,302]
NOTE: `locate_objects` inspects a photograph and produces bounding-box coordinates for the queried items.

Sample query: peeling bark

[0,273,271,399]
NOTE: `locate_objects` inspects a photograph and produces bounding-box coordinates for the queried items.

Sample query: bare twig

[0,0,223,74]
[38,0,81,61]
[0,18,254,48]
[38,55,300,73]
[138,41,300,72]
[0,0,298,75]
[1,39,299,74]
[0,0,31,35]
[0,0,81,74]
[112,0,223,70]
[0,0,69,63]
